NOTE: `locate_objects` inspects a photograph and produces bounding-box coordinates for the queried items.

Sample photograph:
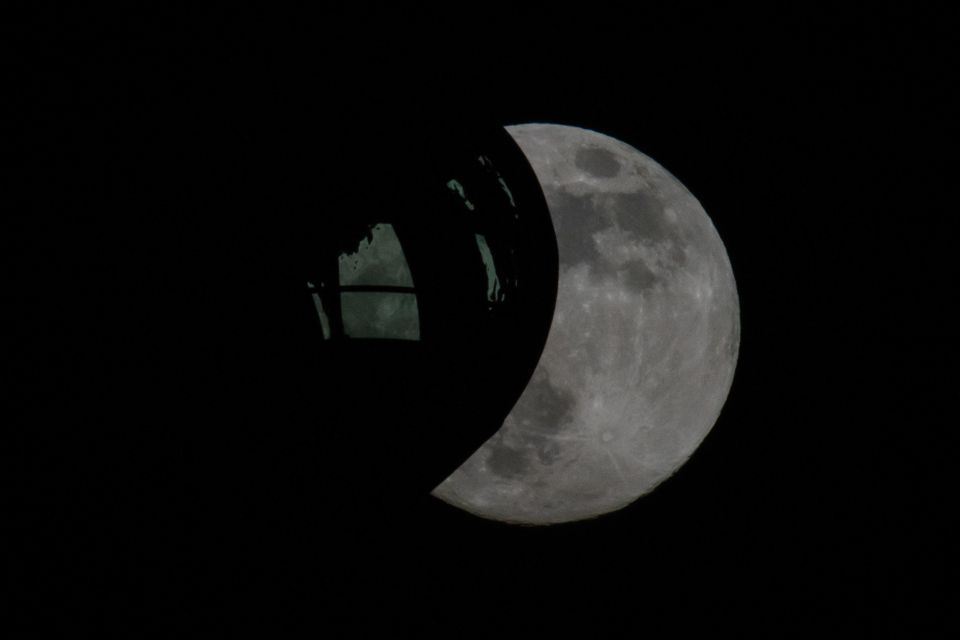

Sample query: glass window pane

[474,233,503,303]
[338,223,414,287]
[340,292,420,341]
[310,293,332,340]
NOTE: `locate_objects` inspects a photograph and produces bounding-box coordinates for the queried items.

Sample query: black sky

[7,5,957,635]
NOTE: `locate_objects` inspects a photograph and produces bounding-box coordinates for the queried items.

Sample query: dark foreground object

[7,31,558,631]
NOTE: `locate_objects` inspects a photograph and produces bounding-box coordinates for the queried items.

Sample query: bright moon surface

[432,123,740,525]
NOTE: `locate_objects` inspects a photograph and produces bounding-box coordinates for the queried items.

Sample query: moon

[432,123,740,525]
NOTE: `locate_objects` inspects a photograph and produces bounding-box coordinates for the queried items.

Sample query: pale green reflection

[306,280,332,340]
[446,179,475,211]
[478,155,516,208]
[474,234,503,303]
[338,224,414,287]
[340,292,420,340]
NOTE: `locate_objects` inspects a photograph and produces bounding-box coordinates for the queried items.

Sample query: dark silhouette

[6,23,558,632]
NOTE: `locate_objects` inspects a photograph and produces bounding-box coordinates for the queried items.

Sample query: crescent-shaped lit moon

[432,123,740,525]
